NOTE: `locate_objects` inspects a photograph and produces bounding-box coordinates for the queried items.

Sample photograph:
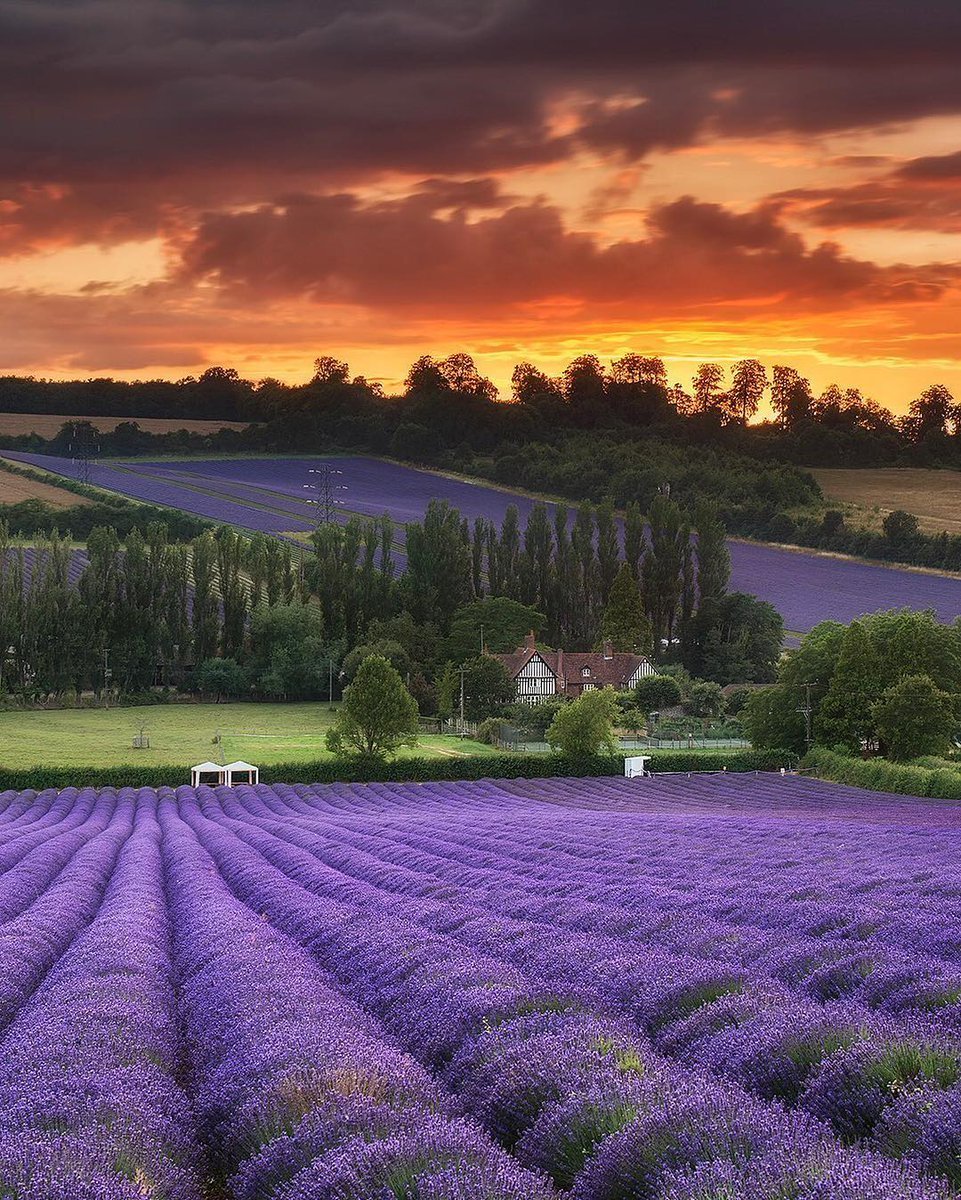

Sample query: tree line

[3,352,960,470]
[0,492,782,706]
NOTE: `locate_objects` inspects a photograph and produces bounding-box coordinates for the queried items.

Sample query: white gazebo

[224,760,260,786]
[190,761,226,787]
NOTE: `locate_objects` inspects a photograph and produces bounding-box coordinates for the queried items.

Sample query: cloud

[4,1,961,253]
[175,185,956,323]
[777,150,961,232]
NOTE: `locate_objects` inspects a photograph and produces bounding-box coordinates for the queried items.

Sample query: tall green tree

[816,621,882,750]
[642,495,689,653]
[444,597,545,664]
[190,532,220,666]
[460,654,515,720]
[599,562,652,654]
[404,500,473,629]
[325,655,419,761]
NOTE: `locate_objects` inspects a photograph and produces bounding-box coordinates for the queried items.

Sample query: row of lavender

[0,775,956,1196]
[10,450,961,630]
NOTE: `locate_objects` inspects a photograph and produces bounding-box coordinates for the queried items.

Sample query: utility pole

[328,659,334,708]
[459,665,466,732]
[103,646,112,709]
[795,682,814,750]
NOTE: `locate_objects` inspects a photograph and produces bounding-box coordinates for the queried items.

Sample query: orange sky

[3,4,961,412]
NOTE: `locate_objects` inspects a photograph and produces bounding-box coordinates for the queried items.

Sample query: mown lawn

[0,702,504,770]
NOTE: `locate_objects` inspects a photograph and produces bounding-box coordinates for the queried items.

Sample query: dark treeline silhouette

[3,353,960,468]
[7,352,961,575]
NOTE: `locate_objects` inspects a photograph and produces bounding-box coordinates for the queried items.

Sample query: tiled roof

[493,633,651,693]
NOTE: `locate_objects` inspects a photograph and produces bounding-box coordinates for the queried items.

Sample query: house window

[581,667,591,677]
[582,682,596,692]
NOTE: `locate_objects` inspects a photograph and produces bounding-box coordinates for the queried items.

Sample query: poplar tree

[599,562,652,654]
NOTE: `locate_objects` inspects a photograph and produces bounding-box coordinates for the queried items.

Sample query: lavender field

[0,772,960,1197]
[7,451,961,632]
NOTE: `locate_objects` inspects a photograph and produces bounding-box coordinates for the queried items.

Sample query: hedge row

[804,746,961,800]
[0,749,792,794]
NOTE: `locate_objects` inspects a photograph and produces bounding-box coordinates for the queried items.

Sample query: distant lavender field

[8,450,961,632]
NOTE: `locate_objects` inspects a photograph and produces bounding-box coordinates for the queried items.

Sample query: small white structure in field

[224,760,259,786]
[624,755,650,778]
[191,761,226,787]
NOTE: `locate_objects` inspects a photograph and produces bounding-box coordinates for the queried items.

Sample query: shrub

[0,749,792,792]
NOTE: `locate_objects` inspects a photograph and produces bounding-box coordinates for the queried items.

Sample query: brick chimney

[524,630,536,651]
[556,648,565,696]
[602,639,613,660]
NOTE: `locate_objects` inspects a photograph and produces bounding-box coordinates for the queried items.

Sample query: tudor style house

[494,632,655,704]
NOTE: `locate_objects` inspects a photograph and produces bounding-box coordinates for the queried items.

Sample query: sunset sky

[3,1,961,410]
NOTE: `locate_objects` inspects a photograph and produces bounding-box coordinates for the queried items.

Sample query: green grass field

[0,702,502,770]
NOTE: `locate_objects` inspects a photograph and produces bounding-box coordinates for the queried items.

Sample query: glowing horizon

[3,4,961,414]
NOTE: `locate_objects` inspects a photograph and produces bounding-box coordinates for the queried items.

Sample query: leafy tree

[599,562,652,654]
[341,639,411,684]
[693,363,725,416]
[882,510,920,546]
[743,684,807,754]
[690,593,784,684]
[726,358,767,424]
[460,654,515,721]
[444,597,545,664]
[192,657,247,702]
[325,655,419,761]
[503,696,568,737]
[404,500,473,628]
[246,603,328,699]
[547,687,619,758]
[634,674,683,712]
[683,680,725,718]
[366,611,440,677]
[872,674,957,762]
[815,621,881,750]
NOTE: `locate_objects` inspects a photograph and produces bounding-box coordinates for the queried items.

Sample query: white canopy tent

[224,760,260,786]
[190,761,226,787]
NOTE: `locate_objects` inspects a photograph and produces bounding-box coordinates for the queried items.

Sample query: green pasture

[0,702,503,770]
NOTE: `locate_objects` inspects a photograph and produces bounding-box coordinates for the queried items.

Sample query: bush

[634,675,683,712]
[0,749,793,792]
[682,681,726,718]
[804,747,961,800]
[476,717,507,746]
[547,688,620,760]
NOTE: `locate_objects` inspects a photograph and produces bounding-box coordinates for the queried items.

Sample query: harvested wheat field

[813,466,961,534]
[0,413,249,438]
[0,468,89,508]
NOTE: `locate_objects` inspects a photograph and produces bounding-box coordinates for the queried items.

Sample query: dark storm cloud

[177,185,954,316]
[4,0,961,251]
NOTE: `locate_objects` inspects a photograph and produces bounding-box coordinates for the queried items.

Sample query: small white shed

[624,755,650,779]
[224,760,260,786]
[191,761,226,787]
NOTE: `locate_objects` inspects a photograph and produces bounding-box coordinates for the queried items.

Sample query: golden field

[813,467,961,535]
[0,413,248,437]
